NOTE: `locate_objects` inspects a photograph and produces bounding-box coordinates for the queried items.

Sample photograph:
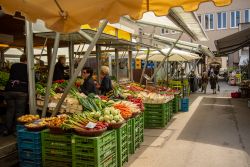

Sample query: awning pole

[115,48,119,81]
[128,50,133,81]
[69,41,74,78]
[248,46,250,79]
[78,30,93,42]
[25,20,37,115]
[140,48,150,84]
[52,20,108,116]
[150,32,183,81]
[96,45,101,82]
[41,32,60,118]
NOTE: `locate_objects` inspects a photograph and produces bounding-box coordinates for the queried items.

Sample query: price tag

[85,122,97,129]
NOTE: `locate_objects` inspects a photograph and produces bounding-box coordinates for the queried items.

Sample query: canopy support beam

[140,48,150,84]
[150,32,183,81]
[78,30,93,42]
[128,50,133,81]
[115,48,119,81]
[69,41,74,78]
[42,32,60,118]
[96,45,101,82]
[52,20,108,116]
[25,20,37,115]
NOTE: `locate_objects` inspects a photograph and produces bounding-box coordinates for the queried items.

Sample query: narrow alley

[127,82,250,167]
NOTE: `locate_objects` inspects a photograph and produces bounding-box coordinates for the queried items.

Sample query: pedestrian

[97,66,113,95]
[189,70,196,92]
[80,67,97,95]
[53,55,68,81]
[201,70,209,94]
[4,54,28,136]
[210,72,218,94]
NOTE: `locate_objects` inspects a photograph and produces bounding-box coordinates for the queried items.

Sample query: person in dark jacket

[210,72,218,94]
[53,56,68,81]
[80,67,97,95]
[98,66,113,95]
[4,54,28,136]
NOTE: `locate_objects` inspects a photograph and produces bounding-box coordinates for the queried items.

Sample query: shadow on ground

[177,97,250,155]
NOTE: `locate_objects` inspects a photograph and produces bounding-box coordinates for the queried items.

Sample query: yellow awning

[0,0,232,33]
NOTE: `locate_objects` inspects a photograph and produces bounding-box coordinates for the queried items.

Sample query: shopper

[201,70,209,94]
[210,72,218,94]
[4,54,28,136]
[53,55,68,81]
[189,70,196,92]
[98,66,113,95]
[80,67,97,95]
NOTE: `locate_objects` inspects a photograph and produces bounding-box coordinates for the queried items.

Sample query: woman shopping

[98,66,113,95]
[210,72,218,94]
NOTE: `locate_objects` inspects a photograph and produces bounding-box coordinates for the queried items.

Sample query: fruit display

[25,119,47,131]
[46,115,68,128]
[17,115,40,124]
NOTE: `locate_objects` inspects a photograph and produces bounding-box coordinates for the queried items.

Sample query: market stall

[0,0,232,167]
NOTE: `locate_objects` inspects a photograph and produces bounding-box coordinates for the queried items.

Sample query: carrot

[114,103,132,119]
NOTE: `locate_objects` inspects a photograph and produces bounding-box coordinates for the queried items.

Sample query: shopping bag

[217,85,220,92]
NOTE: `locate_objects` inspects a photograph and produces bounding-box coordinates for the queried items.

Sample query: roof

[215,27,250,54]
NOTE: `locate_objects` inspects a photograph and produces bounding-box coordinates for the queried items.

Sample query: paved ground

[126,82,250,167]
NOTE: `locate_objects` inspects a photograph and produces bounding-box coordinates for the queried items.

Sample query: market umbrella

[137,48,200,62]
[0,0,232,33]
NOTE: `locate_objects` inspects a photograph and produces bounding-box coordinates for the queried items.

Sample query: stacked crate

[144,103,167,128]
[127,119,133,155]
[173,95,180,113]
[72,130,117,167]
[41,130,72,167]
[181,98,189,112]
[116,123,129,167]
[165,103,170,124]
[17,129,42,167]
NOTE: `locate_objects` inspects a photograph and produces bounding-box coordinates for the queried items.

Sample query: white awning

[137,48,200,62]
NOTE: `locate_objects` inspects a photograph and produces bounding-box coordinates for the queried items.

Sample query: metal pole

[128,50,133,81]
[248,46,250,79]
[140,48,150,84]
[41,32,60,118]
[47,45,52,67]
[115,48,119,81]
[0,50,4,69]
[52,20,108,116]
[25,20,37,115]
[69,41,74,78]
[150,32,183,80]
[96,45,101,83]
[78,30,93,42]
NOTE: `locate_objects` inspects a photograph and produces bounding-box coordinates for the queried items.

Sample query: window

[245,9,250,23]
[217,12,227,29]
[198,15,202,23]
[230,11,240,28]
[161,28,169,34]
[205,14,214,30]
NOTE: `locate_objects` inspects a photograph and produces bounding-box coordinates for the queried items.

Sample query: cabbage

[111,120,116,124]
[109,114,114,120]
[104,115,110,122]
[113,115,120,122]
[111,109,118,116]
[104,110,110,115]
[99,116,104,122]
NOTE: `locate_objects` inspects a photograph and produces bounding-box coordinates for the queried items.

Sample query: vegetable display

[17,115,40,123]
[114,103,132,119]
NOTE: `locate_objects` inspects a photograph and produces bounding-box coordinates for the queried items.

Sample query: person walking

[4,54,28,136]
[189,70,196,93]
[210,72,218,94]
[80,67,97,95]
[201,70,209,94]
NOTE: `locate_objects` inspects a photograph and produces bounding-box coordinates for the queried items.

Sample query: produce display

[46,115,68,128]
[0,71,9,88]
[25,119,47,130]
[17,114,40,123]
[138,92,174,104]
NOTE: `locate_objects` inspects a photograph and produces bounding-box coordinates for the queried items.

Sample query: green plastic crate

[144,103,167,110]
[43,160,72,167]
[73,153,117,167]
[41,130,72,165]
[116,123,129,167]
[127,119,133,155]
[72,130,117,167]
[144,108,166,128]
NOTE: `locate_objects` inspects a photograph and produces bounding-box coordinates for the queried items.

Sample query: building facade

[138,0,250,69]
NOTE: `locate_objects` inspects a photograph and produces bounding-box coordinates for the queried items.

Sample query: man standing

[4,55,28,136]
[53,55,68,81]
[201,70,209,94]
